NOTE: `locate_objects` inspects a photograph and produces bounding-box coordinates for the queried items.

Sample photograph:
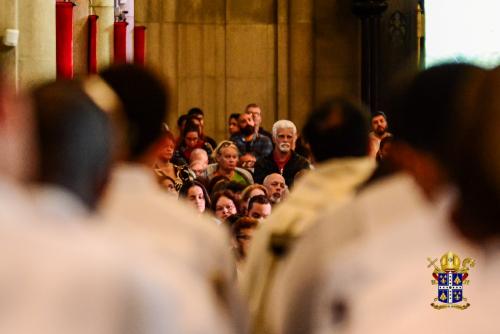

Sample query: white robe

[268,173,486,334]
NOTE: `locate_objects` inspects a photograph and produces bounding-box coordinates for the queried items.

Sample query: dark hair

[447,66,499,242]
[248,194,270,212]
[388,63,483,159]
[100,64,168,160]
[177,114,187,129]
[181,123,200,139]
[187,107,204,117]
[376,134,394,163]
[303,97,370,162]
[225,181,247,195]
[178,180,211,208]
[229,113,240,121]
[207,175,230,196]
[372,111,387,120]
[231,216,259,259]
[210,190,239,214]
[32,80,112,210]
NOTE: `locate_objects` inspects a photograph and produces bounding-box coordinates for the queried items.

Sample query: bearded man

[230,112,273,160]
[368,111,392,158]
[253,120,310,188]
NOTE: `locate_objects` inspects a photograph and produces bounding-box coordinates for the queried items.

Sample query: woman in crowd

[207,141,253,187]
[211,190,239,225]
[178,180,211,214]
[153,129,182,181]
[173,121,213,166]
[239,184,269,215]
[157,173,179,198]
[228,113,241,137]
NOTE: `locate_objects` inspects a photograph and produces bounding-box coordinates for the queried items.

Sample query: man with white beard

[253,120,310,188]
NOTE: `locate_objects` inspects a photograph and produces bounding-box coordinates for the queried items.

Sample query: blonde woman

[207,140,253,187]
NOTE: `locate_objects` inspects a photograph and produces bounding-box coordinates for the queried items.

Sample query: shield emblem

[437,272,463,304]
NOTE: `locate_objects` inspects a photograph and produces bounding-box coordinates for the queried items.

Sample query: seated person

[207,141,253,187]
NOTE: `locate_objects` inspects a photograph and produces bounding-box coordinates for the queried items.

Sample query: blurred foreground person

[376,66,500,334]
[99,64,247,334]
[30,80,113,221]
[0,69,37,222]
[266,64,487,334]
[242,97,375,333]
[0,72,206,334]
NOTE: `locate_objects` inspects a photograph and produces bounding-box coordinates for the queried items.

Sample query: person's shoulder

[292,151,311,167]
[255,152,274,166]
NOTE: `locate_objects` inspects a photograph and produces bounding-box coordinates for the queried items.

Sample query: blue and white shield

[437,272,463,304]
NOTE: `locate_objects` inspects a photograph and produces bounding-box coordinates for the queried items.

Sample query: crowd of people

[0,61,498,333]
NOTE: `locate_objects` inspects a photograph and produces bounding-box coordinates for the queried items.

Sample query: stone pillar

[276,0,289,121]
[91,0,114,71]
[18,0,56,87]
[352,0,388,113]
[288,0,313,128]
[0,0,18,86]
[0,0,56,89]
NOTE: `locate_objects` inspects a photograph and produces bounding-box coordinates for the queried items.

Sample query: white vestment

[268,173,485,334]
[241,157,374,333]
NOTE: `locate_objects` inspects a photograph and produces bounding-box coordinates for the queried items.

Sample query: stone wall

[136,0,362,141]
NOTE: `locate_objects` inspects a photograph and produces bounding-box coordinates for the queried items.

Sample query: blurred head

[32,80,113,210]
[100,64,168,161]
[239,112,255,137]
[272,120,297,153]
[247,194,272,221]
[179,180,210,213]
[187,107,204,129]
[245,103,262,128]
[447,66,500,243]
[303,97,370,162]
[263,173,286,204]
[214,141,239,172]
[228,113,241,136]
[388,63,486,200]
[182,124,200,150]
[371,111,388,137]
[158,175,178,198]
[376,134,394,163]
[177,114,187,133]
[0,69,35,181]
[231,217,259,261]
[211,190,238,221]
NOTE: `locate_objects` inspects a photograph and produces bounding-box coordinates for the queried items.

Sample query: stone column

[0,0,18,86]
[276,0,289,121]
[288,0,313,128]
[0,0,56,89]
[352,0,388,113]
[91,0,114,71]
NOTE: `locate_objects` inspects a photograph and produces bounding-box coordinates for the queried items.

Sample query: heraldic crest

[427,251,475,310]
